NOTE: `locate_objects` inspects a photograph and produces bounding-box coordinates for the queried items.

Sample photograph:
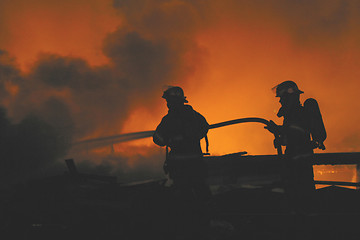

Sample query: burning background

[0,0,360,183]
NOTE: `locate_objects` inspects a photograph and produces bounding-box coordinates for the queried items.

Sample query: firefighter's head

[162,86,188,109]
[274,80,303,108]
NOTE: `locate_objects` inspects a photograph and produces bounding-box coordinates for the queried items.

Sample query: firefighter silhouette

[266,80,326,213]
[153,86,211,237]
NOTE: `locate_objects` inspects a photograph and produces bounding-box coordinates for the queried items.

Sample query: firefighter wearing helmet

[266,80,326,213]
[153,86,211,237]
[154,86,209,155]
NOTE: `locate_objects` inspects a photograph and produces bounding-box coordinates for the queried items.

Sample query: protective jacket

[280,105,313,156]
[153,105,209,156]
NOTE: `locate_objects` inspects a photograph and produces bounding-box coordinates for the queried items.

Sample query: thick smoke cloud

[103,31,179,97]
[0,50,21,101]
[0,106,70,186]
[74,145,165,183]
[0,51,70,184]
[27,54,130,137]
[0,50,167,182]
[0,0,210,183]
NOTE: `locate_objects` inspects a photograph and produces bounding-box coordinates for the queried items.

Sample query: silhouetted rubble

[1,154,360,240]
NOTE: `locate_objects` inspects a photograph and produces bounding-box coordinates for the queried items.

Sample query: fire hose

[74,117,282,155]
[208,117,282,155]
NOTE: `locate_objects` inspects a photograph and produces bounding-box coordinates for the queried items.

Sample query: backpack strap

[204,134,210,155]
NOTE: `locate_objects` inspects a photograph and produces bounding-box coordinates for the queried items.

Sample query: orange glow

[314,165,358,189]
[180,19,360,156]
[118,19,360,156]
[0,0,120,71]
[4,81,19,96]
[1,81,20,107]
[181,23,294,155]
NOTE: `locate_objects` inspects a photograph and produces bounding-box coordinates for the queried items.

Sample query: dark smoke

[74,147,165,183]
[0,1,211,182]
[104,31,177,93]
[0,107,70,186]
[276,0,352,46]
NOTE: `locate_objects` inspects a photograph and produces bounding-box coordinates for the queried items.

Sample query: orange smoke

[119,13,360,157]
[0,0,120,71]
[179,18,360,156]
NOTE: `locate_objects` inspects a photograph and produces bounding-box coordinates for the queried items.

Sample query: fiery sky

[1,0,360,180]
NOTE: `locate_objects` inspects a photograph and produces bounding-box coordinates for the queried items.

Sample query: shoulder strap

[204,134,210,155]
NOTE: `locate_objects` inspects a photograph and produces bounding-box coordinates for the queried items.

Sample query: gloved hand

[311,141,326,150]
[264,120,280,134]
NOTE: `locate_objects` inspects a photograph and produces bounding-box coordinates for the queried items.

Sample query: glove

[265,120,280,134]
[311,141,326,150]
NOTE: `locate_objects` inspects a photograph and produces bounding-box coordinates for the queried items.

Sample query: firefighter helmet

[274,80,304,97]
[162,86,188,103]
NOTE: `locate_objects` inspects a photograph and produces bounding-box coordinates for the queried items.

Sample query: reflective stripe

[289,124,306,133]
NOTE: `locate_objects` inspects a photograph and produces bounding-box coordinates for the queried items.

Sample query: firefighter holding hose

[153,86,210,191]
[266,80,326,213]
[153,86,212,237]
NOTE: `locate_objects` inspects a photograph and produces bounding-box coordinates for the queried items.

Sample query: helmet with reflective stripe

[162,86,188,103]
[274,80,304,97]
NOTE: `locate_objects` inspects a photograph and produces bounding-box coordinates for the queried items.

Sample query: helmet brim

[162,95,188,103]
[276,89,304,97]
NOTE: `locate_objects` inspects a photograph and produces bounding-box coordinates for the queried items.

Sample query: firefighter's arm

[195,111,209,140]
[153,118,169,146]
[153,131,167,146]
[264,120,281,135]
[154,131,183,146]
[265,120,286,148]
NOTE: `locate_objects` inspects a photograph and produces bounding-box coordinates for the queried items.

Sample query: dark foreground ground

[1,173,360,240]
